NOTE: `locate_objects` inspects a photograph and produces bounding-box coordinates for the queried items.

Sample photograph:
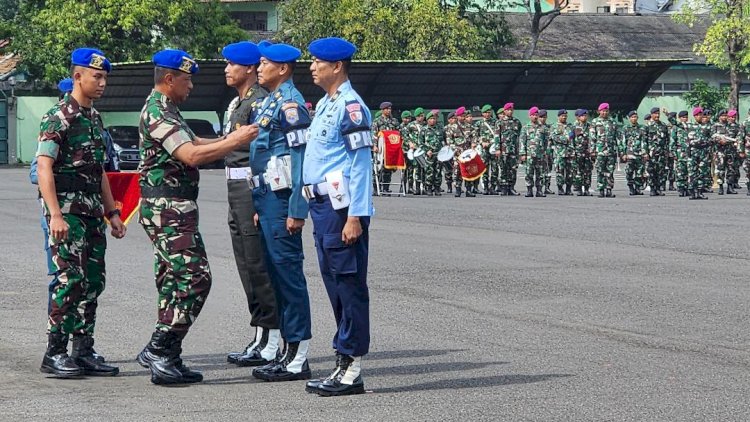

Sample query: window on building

[231,11,268,31]
[648,83,693,96]
[615,7,629,13]
[597,6,611,13]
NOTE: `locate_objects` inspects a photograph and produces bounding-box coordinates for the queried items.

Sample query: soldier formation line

[370,103,750,200]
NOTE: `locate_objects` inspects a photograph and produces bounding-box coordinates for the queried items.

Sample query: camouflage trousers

[574,155,593,189]
[666,156,675,183]
[555,155,575,187]
[715,148,739,186]
[596,154,617,190]
[689,149,711,190]
[443,160,454,186]
[47,214,106,335]
[424,156,443,191]
[482,153,499,190]
[403,157,415,189]
[524,157,544,188]
[543,154,554,189]
[452,161,479,190]
[140,198,212,339]
[499,154,518,189]
[675,156,689,190]
[743,156,750,187]
[647,154,667,190]
[625,157,647,190]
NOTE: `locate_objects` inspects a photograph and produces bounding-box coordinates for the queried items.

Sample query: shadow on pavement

[372,373,574,394]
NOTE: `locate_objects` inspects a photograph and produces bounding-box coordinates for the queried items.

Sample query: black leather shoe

[314,355,365,397]
[306,353,343,393]
[40,333,83,378]
[649,189,657,196]
[509,188,520,196]
[718,185,724,195]
[71,335,118,376]
[606,189,615,198]
[598,189,605,198]
[227,339,257,364]
[173,340,202,383]
[253,342,311,382]
[465,190,476,197]
[136,331,184,385]
[454,187,462,197]
[525,187,534,197]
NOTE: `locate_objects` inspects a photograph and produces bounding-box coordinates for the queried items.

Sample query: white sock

[246,327,263,353]
[340,356,361,385]
[285,340,309,374]
[259,329,280,360]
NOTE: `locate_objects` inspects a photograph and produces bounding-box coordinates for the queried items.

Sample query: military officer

[646,107,669,196]
[726,110,743,191]
[406,108,426,195]
[550,109,574,195]
[590,103,620,198]
[497,102,522,196]
[572,108,594,196]
[446,107,473,197]
[459,108,480,194]
[371,101,400,193]
[478,104,499,195]
[247,42,314,383]
[620,111,649,196]
[220,41,281,368]
[419,110,444,195]
[136,49,259,385]
[538,109,555,194]
[519,107,548,197]
[670,110,690,197]
[36,48,124,378]
[712,109,738,195]
[741,108,750,194]
[665,111,678,191]
[443,111,457,193]
[687,107,711,200]
[304,37,373,397]
[399,110,414,193]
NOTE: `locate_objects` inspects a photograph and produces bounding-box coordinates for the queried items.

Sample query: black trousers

[227,180,279,329]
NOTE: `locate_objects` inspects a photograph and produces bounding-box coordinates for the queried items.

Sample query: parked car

[107,125,140,170]
[186,119,224,169]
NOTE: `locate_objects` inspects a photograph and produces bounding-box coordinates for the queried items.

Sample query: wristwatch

[106,209,121,219]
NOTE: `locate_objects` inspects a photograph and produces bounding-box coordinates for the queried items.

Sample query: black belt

[54,174,101,194]
[140,185,199,201]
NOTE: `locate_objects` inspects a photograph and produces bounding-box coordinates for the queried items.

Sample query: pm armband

[344,130,373,151]
[341,99,373,151]
[281,102,311,148]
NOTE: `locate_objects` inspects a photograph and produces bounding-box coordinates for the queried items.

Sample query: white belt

[314,182,328,195]
[226,167,252,180]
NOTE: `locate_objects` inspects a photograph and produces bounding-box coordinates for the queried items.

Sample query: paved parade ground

[1,167,749,421]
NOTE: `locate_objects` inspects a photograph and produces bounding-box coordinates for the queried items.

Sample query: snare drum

[413,148,428,169]
[458,149,486,181]
[437,145,455,162]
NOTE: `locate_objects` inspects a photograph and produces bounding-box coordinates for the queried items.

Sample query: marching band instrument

[458,149,486,181]
[437,145,455,162]
[413,148,428,169]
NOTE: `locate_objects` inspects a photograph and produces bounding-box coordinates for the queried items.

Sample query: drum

[437,145,455,162]
[458,149,486,181]
[413,148,428,169]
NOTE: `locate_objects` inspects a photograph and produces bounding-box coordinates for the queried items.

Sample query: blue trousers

[252,187,312,343]
[309,196,370,357]
[41,213,59,313]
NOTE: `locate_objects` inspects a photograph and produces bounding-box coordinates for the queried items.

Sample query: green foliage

[277,0,510,60]
[682,79,729,111]
[11,0,246,83]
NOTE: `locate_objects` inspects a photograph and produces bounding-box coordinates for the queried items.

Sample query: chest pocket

[318,113,340,144]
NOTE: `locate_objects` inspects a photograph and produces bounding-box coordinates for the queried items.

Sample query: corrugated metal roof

[94,59,681,114]
[0,53,20,79]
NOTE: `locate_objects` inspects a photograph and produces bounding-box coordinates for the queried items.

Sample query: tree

[12,0,246,83]
[674,0,750,109]
[0,0,19,40]
[277,0,492,60]
[443,0,515,58]
[507,0,569,59]
[682,79,730,113]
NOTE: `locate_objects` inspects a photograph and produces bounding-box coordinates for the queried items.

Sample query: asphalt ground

[1,167,749,421]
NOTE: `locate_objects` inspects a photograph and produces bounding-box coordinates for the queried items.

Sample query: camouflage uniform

[419,123,444,194]
[399,120,413,192]
[669,120,690,193]
[497,116,522,194]
[442,123,455,190]
[590,117,620,192]
[726,120,743,188]
[36,95,107,336]
[138,90,211,338]
[621,122,649,192]
[713,120,741,192]
[519,121,548,195]
[541,122,554,192]
[550,121,574,193]
[646,119,670,194]
[477,118,499,193]
[665,116,677,189]
[572,121,593,194]
[460,120,480,192]
[741,117,750,190]
[371,114,400,191]
[405,120,426,193]
[445,121,471,195]
[688,121,713,195]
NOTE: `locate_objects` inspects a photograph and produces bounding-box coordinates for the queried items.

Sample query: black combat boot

[628,185,636,196]
[575,187,583,196]
[71,335,118,376]
[40,332,83,378]
[509,187,520,196]
[489,187,499,195]
[598,189,605,198]
[668,181,676,191]
[231,328,280,367]
[535,187,545,197]
[583,187,592,196]
[137,331,184,385]
[565,184,573,196]
[499,185,508,196]
[649,187,657,196]
[727,184,737,194]
[483,186,490,195]
[314,355,365,397]
[434,187,442,196]
[606,188,615,198]
[253,340,311,382]
[306,352,343,393]
[718,184,724,195]
[172,339,203,383]
[446,182,452,194]
[465,188,476,197]
[227,327,261,364]
[557,185,565,196]
[454,187,462,197]
[545,186,555,195]
[525,186,534,197]
[678,188,686,197]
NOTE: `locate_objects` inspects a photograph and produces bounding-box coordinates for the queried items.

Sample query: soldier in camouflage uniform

[726,110,743,191]
[645,107,669,196]
[741,109,750,195]
[446,107,474,197]
[572,108,593,196]
[620,111,649,196]
[36,48,124,378]
[712,109,740,194]
[443,112,457,193]
[478,104,499,195]
[665,111,677,191]
[497,103,522,196]
[405,108,426,195]
[519,107,548,197]
[669,110,691,197]
[136,49,258,385]
[419,110,445,195]
[590,104,620,197]
[550,109,574,195]
[399,110,413,193]
[461,108,481,194]
[371,101,400,193]
[687,107,712,200]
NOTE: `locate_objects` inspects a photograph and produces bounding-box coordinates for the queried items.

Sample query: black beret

[678,110,688,117]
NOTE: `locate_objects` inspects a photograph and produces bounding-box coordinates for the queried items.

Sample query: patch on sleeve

[280,102,311,148]
[341,99,372,151]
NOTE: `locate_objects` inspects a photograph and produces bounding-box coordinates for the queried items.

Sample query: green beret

[426,111,436,119]
[413,107,425,116]
[401,110,412,119]
[481,104,493,113]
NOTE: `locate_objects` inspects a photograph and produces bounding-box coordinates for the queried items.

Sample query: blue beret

[308,37,357,62]
[678,110,688,117]
[379,101,392,110]
[558,109,567,116]
[650,107,660,114]
[258,40,273,48]
[71,48,111,73]
[627,110,638,117]
[153,49,199,74]
[222,41,261,66]
[259,42,301,63]
[574,108,588,117]
[57,78,73,93]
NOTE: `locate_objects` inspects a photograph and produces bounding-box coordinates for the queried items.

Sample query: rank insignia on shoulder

[260,117,271,127]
